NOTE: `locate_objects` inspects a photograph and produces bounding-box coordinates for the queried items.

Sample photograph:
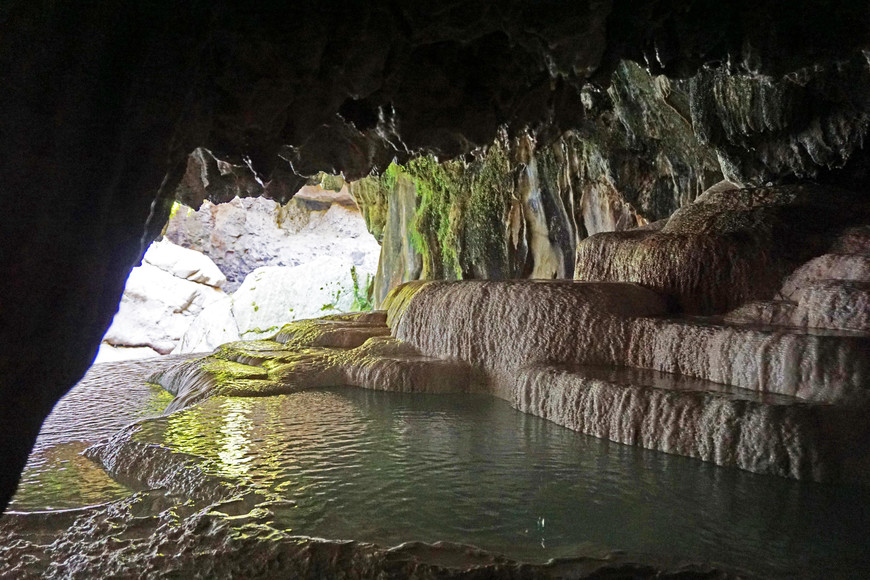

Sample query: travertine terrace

[151,185,870,483]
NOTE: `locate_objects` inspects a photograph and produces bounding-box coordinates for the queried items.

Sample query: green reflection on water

[217,399,254,478]
[137,384,175,418]
[10,442,132,511]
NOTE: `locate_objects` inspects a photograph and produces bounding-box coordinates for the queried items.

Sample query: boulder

[142,239,226,288]
[231,256,375,340]
[102,244,228,354]
[171,295,241,354]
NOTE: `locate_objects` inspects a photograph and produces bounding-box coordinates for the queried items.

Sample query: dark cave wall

[0,3,200,511]
[1,0,870,511]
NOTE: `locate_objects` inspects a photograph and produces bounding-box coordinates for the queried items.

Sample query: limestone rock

[142,239,226,288]
[172,295,241,355]
[790,280,870,331]
[231,256,375,341]
[165,187,380,292]
[781,254,870,299]
[830,226,870,254]
[151,277,870,483]
[724,227,870,332]
[103,261,227,355]
[575,184,861,313]
[7,0,870,515]
[94,344,162,364]
[391,280,670,397]
[513,365,864,482]
[363,174,422,307]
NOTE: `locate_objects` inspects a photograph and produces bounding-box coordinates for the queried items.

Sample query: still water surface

[9,359,870,577]
[137,387,870,576]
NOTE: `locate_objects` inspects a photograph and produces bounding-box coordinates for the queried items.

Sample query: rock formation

[165,184,379,292]
[98,187,382,356]
[99,239,228,357]
[146,184,870,485]
[166,191,381,352]
[3,0,870,517]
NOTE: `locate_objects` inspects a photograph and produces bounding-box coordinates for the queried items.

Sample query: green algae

[348,173,391,243]
[360,139,516,282]
[350,266,374,311]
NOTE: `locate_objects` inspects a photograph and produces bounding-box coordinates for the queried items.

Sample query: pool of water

[8,357,176,511]
[125,387,870,577]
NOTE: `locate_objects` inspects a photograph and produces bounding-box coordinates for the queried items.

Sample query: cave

[2,1,870,577]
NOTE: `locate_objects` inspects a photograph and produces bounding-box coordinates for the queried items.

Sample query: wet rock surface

[7,357,182,512]
[149,267,870,484]
[0,491,738,579]
[4,358,763,579]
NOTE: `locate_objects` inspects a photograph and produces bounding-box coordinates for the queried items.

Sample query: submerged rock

[0,489,735,579]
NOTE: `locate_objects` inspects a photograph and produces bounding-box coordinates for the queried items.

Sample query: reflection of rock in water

[6,357,179,512]
[151,276,870,483]
[10,387,870,578]
[4,185,869,577]
[9,442,132,512]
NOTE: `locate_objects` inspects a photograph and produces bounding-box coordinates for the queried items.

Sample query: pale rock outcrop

[165,187,380,292]
[94,344,162,364]
[390,280,669,398]
[102,243,228,354]
[367,175,422,307]
[789,281,870,331]
[154,310,473,413]
[513,365,865,482]
[231,256,375,340]
[141,239,226,288]
[146,183,870,483]
[173,254,379,352]
[172,295,241,354]
[389,281,870,404]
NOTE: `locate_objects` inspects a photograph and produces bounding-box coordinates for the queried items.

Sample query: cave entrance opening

[95,181,380,363]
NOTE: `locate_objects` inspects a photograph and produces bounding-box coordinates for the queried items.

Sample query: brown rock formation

[575,184,866,313]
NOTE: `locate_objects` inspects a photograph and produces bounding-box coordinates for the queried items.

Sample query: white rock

[231,256,376,340]
[143,239,226,288]
[165,192,381,292]
[791,280,870,331]
[94,343,162,364]
[103,263,226,354]
[172,295,241,354]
